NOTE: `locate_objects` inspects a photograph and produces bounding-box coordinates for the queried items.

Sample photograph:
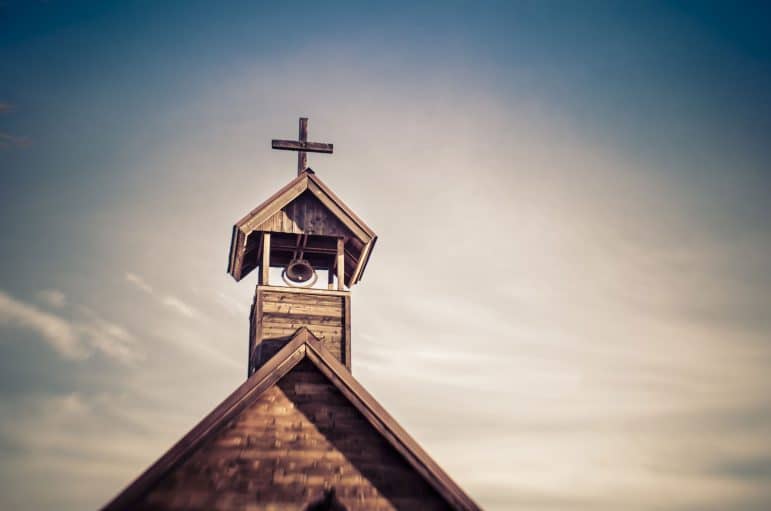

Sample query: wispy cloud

[125,272,153,294]
[0,390,194,511]
[124,272,200,319]
[160,296,197,318]
[37,289,66,308]
[0,290,140,363]
[78,307,140,364]
[0,290,84,359]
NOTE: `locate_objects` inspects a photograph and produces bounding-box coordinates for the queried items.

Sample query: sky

[1,1,771,510]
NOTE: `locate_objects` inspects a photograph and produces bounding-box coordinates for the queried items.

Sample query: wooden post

[343,295,351,370]
[260,232,271,285]
[336,238,345,291]
[297,117,308,175]
[327,257,335,290]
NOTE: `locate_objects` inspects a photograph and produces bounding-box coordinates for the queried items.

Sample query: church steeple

[103,118,480,511]
[227,118,377,376]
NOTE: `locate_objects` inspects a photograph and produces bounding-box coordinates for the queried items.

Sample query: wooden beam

[297,117,307,174]
[336,238,345,291]
[343,294,351,370]
[271,140,334,153]
[259,232,271,285]
[239,177,308,233]
[270,241,338,255]
[349,238,372,285]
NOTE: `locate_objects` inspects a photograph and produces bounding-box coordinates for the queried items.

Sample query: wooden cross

[272,117,333,175]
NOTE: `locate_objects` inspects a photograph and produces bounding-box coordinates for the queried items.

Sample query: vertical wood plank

[298,117,308,175]
[249,287,266,376]
[327,258,335,290]
[344,294,351,371]
[336,238,344,291]
[260,232,271,285]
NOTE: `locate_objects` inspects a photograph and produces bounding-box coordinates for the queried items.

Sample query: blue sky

[1,1,771,510]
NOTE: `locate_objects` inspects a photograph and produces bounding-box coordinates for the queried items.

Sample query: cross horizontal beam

[272,140,333,153]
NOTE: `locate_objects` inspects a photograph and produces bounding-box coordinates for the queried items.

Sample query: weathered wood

[307,179,370,242]
[262,301,343,317]
[259,232,271,285]
[303,338,480,511]
[239,176,309,234]
[337,238,345,291]
[271,117,333,175]
[228,171,376,285]
[127,360,451,509]
[261,324,343,338]
[263,315,342,330]
[261,292,342,306]
[258,285,349,297]
[350,234,376,285]
[251,287,351,372]
[344,293,352,371]
[101,334,311,511]
[271,140,333,153]
[255,191,353,238]
[101,330,481,511]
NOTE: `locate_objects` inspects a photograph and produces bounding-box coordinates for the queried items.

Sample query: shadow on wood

[276,359,451,510]
[304,488,348,511]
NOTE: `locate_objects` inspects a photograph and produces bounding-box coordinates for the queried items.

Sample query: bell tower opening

[256,232,348,291]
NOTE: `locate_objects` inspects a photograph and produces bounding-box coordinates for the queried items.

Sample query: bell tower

[227,118,377,376]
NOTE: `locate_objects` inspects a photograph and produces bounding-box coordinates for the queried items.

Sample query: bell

[284,259,316,284]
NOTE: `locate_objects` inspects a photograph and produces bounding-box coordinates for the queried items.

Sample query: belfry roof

[227,170,377,287]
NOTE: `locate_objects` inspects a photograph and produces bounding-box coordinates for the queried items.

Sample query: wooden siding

[251,287,351,373]
[131,359,452,511]
[256,191,354,238]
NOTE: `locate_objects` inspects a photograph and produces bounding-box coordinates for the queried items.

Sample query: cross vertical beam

[272,117,333,176]
[297,117,307,175]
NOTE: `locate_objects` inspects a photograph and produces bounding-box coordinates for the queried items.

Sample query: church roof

[102,328,480,511]
[227,170,377,287]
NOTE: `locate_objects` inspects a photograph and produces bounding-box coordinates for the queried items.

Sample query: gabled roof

[102,328,480,511]
[227,170,377,286]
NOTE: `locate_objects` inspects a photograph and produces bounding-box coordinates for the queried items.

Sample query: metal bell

[283,259,316,285]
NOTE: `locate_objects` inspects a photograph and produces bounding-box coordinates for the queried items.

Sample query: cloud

[0,290,139,363]
[0,102,13,114]
[0,290,84,359]
[37,289,66,308]
[77,307,141,364]
[161,296,197,318]
[125,272,153,294]
[124,272,200,319]
[0,391,192,511]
